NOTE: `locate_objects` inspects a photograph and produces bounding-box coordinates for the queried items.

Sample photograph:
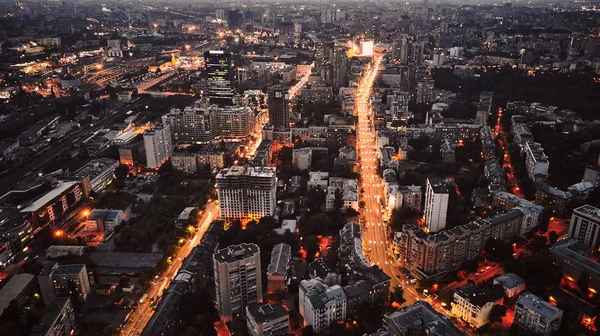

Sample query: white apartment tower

[143,125,172,169]
[424,178,449,233]
[568,204,600,251]
[216,166,277,219]
[214,243,262,323]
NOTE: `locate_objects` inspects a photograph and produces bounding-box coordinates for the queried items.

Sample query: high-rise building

[416,79,435,105]
[389,92,411,121]
[227,10,243,30]
[432,48,446,67]
[246,302,289,336]
[216,166,277,220]
[161,101,212,143]
[213,243,262,322]
[205,50,234,105]
[568,204,600,251]
[143,125,172,169]
[424,178,449,233]
[513,293,563,336]
[332,47,348,92]
[210,105,255,139]
[267,85,289,129]
[52,264,91,302]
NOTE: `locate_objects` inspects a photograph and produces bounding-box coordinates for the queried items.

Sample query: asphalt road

[121,201,219,336]
[355,55,403,291]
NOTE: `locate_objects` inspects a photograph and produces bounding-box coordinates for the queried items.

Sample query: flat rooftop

[213,243,259,264]
[73,158,119,179]
[247,302,288,324]
[90,251,163,269]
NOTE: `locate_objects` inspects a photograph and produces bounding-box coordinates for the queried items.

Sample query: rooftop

[267,243,291,276]
[73,158,119,180]
[573,204,600,221]
[308,285,346,309]
[385,301,463,336]
[517,292,562,318]
[494,273,525,289]
[20,181,79,213]
[0,273,35,312]
[90,251,163,269]
[551,239,600,275]
[53,264,85,276]
[31,298,72,336]
[247,302,288,324]
[455,284,496,307]
[213,243,260,264]
[88,209,122,221]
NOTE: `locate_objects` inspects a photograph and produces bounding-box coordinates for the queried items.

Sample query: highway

[121,201,219,336]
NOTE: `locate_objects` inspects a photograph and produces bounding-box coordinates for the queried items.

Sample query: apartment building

[210,106,256,139]
[523,142,549,179]
[85,209,124,233]
[246,303,289,336]
[424,178,449,233]
[171,153,198,173]
[551,239,600,290]
[143,125,173,169]
[213,243,262,322]
[384,301,463,336]
[513,292,563,336]
[492,191,544,234]
[161,102,212,143]
[216,166,277,220]
[31,298,75,336]
[475,92,493,125]
[393,209,527,280]
[567,204,600,251]
[52,264,92,302]
[452,284,500,329]
[299,278,346,333]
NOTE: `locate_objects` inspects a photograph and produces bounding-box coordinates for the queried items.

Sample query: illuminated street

[121,201,219,336]
[354,55,403,289]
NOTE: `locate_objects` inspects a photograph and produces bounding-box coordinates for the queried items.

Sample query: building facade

[513,292,563,336]
[216,166,277,220]
[568,204,600,251]
[213,243,262,322]
[143,125,173,169]
[424,178,449,233]
[52,264,92,302]
[31,298,75,336]
[267,85,289,129]
[246,303,289,336]
[210,106,256,139]
[299,278,346,333]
